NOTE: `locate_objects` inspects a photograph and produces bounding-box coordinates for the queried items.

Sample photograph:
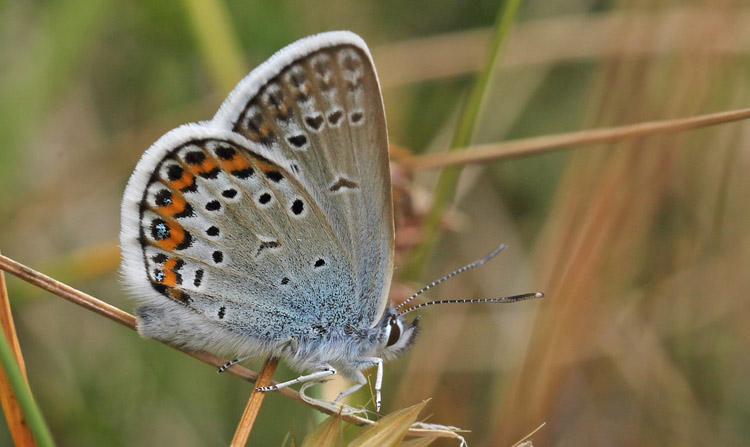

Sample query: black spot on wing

[151,219,170,240]
[343,55,361,71]
[167,165,184,181]
[155,190,172,206]
[314,59,330,75]
[258,193,272,205]
[290,71,305,87]
[215,146,236,159]
[246,114,263,133]
[327,110,343,125]
[231,167,255,179]
[265,171,283,183]
[291,199,304,215]
[287,135,307,148]
[185,151,206,165]
[305,115,324,131]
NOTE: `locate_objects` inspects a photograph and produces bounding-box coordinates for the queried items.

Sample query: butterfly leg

[255,365,336,392]
[345,357,383,412]
[217,355,252,373]
[371,357,383,412]
[333,370,367,403]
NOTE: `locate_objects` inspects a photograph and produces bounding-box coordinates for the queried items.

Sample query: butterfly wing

[212,31,394,327]
[120,125,359,355]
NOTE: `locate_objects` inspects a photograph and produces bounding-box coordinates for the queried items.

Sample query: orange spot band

[169,171,194,191]
[220,154,252,172]
[153,221,186,252]
[157,191,188,217]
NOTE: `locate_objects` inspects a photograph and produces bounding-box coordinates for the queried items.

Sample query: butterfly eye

[386,317,401,347]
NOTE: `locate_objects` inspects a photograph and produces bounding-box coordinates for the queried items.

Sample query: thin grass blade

[404,0,524,278]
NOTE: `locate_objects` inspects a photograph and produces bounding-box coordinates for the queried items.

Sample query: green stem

[180,0,248,95]
[403,0,524,279]
[0,332,55,447]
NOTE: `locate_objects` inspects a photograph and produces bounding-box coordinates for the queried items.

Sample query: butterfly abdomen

[281,327,381,376]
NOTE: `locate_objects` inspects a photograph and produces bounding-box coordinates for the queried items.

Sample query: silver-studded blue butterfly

[120,31,541,412]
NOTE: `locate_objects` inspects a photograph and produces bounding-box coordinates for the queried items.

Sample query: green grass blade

[403,0,524,279]
[0,331,55,447]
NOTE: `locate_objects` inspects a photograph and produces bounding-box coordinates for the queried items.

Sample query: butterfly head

[375,306,420,361]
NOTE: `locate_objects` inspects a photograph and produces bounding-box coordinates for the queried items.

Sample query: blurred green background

[2,0,750,445]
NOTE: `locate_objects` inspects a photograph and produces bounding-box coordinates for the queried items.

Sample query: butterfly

[120,31,541,412]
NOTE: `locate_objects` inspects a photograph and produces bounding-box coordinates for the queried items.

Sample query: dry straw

[0,254,462,442]
[0,262,39,446]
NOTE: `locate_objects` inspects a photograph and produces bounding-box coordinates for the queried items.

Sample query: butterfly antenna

[395,244,507,311]
[398,292,544,316]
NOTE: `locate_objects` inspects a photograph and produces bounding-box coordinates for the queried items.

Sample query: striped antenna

[398,292,544,316]
[395,244,507,311]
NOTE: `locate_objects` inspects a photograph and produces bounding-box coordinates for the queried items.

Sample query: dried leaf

[301,414,343,447]
[349,401,428,447]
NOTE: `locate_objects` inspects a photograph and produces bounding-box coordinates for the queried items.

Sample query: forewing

[213,31,394,326]
[120,125,358,346]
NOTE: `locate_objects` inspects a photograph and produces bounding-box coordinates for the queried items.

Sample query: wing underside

[120,32,393,355]
[121,128,357,347]
[214,32,394,325]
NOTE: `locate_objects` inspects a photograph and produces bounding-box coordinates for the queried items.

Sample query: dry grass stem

[0,262,28,378]
[374,7,750,87]
[0,261,35,446]
[230,356,279,447]
[509,422,546,447]
[0,253,459,439]
[0,253,135,329]
[405,107,750,170]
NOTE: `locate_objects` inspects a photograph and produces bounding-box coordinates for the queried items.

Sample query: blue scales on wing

[120,127,359,356]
